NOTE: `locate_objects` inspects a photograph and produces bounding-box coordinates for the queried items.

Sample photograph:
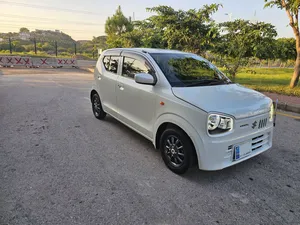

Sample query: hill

[0,28,107,59]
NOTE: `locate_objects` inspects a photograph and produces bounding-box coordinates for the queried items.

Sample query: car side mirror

[135,73,156,85]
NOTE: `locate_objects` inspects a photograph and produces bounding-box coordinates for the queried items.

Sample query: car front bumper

[197,125,273,171]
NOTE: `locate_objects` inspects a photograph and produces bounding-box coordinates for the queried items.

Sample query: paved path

[0,69,300,225]
[264,92,300,106]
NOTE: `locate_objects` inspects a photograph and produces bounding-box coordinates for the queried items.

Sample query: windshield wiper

[186,79,226,87]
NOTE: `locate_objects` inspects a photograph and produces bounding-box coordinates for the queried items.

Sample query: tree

[105,6,133,48]
[92,36,108,50]
[265,0,300,88]
[116,20,166,48]
[254,39,277,66]
[19,27,30,33]
[146,4,222,55]
[41,42,54,52]
[253,40,277,67]
[214,20,277,81]
[12,40,25,52]
[275,38,296,66]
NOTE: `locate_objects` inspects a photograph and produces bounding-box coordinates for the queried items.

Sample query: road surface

[77,60,96,69]
[0,68,299,225]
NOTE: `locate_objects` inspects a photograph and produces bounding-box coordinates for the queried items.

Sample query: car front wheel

[160,127,195,174]
[91,93,106,120]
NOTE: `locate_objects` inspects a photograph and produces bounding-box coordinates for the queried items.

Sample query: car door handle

[118,84,124,90]
[97,75,101,80]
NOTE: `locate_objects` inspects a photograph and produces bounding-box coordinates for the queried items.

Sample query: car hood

[172,84,272,119]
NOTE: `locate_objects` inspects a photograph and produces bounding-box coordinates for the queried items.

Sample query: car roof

[104,48,186,55]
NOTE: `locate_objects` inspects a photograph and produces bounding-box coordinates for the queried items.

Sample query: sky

[0,0,293,40]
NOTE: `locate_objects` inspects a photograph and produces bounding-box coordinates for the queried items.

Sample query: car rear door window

[102,56,119,74]
[109,56,119,74]
[122,57,152,79]
[103,56,110,71]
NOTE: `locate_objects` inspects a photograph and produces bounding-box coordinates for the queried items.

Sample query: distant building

[19,32,31,40]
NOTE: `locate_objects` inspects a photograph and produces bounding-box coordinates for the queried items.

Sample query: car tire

[91,93,106,120]
[159,127,196,174]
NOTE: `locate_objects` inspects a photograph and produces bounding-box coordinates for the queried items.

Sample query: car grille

[258,118,268,129]
[227,132,271,160]
[252,133,270,151]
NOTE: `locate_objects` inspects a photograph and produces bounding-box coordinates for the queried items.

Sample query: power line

[0,14,105,26]
[0,0,103,16]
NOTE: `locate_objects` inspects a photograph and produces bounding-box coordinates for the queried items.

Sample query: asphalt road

[77,60,96,69]
[0,68,300,225]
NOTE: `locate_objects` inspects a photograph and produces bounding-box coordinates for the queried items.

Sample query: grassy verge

[228,68,300,97]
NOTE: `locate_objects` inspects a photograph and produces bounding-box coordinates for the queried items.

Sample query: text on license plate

[234,142,252,160]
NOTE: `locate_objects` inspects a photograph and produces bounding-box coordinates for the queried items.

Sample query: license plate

[234,142,252,161]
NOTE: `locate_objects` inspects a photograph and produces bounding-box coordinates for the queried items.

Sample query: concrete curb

[276,102,300,114]
[82,67,300,114]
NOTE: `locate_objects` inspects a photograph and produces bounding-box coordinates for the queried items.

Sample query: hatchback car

[90,48,275,174]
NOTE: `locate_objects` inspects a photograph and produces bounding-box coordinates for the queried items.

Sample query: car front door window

[122,57,152,79]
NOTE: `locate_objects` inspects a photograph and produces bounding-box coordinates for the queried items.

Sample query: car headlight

[208,114,233,135]
[269,103,274,122]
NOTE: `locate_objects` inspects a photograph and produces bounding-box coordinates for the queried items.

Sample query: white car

[90,48,275,174]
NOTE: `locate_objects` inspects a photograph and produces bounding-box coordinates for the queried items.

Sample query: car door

[97,54,121,117]
[116,52,157,139]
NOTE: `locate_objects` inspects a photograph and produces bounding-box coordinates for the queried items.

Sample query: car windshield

[150,53,232,87]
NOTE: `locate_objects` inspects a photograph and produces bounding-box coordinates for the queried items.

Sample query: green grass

[226,68,300,97]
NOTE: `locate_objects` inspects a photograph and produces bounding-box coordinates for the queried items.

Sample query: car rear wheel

[92,93,106,120]
[160,127,195,174]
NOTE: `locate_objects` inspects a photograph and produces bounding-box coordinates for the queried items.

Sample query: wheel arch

[153,114,204,167]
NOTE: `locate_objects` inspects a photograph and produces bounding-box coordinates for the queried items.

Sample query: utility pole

[9,37,12,54]
[92,44,95,59]
[74,42,77,55]
[55,41,58,57]
[34,38,37,54]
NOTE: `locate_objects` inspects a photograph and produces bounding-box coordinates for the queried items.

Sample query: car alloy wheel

[93,95,101,117]
[164,135,185,167]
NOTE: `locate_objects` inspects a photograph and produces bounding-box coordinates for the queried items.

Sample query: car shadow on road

[183,155,264,185]
[101,115,265,184]
[103,115,157,149]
